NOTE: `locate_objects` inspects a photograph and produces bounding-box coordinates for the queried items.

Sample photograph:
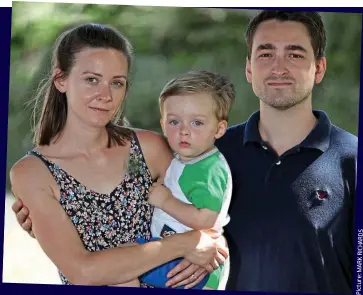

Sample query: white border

[0,0,11,7]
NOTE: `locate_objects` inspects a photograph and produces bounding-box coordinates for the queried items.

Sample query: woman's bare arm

[11,129,172,237]
[12,129,171,237]
[10,130,227,286]
[10,154,225,286]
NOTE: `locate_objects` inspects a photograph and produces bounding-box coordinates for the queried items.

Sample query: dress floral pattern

[28,131,154,286]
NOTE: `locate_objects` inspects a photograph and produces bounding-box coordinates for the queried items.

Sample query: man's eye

[289,54,304,59]
[259,53,272,58]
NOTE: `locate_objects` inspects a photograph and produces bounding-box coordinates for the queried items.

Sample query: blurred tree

[7,3,361,190]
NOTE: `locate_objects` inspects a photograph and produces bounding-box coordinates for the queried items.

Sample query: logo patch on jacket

[310,190,329,208]
[160,224,177,238]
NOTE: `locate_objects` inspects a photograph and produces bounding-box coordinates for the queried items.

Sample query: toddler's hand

[148,182,172,209]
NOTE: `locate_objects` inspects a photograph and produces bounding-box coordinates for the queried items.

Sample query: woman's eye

[86,77,98,83]
[112,81,125,88]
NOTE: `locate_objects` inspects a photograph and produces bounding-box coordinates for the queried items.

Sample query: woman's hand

[183,230,229,273]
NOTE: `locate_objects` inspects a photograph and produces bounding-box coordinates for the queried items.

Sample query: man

[12,10,357,294]
[214,10,357,294]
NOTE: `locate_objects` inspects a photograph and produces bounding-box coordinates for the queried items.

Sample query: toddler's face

[160,92,226,162]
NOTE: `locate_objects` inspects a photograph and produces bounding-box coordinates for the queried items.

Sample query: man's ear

[314,57,327,84]
[246,57,252,84]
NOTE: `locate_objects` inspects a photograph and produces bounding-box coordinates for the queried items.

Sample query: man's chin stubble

[259,94,310,111]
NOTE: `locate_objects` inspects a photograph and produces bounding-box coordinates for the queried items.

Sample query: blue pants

[137,237,209,289]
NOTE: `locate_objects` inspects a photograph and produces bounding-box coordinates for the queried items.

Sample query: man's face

[246,19,326,110]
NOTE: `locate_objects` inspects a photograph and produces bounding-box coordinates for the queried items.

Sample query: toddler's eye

[192,121,204,127]
[169,120,179,126]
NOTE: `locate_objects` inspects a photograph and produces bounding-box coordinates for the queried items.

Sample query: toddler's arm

[148,183,218,230]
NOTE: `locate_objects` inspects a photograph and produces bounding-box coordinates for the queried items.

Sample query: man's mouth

[267,82,293,87]
[266,79,294,87]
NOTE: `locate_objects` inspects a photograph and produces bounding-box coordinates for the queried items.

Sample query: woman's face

[54,47,129,128]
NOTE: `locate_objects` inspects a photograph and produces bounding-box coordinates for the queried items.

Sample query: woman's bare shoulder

[10,153,56,198]
[131,128,173,180]
[11,154,45,178]
[133,128,162,139]
[132,128,169,149]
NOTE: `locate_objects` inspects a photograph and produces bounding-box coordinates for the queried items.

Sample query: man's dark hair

[245,11,326,60]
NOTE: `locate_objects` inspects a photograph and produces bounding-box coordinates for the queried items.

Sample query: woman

[9,23,227,287]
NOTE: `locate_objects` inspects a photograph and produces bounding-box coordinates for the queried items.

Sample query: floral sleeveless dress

[28,131,155,287]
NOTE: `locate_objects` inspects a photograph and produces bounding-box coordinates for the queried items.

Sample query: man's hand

[11,198,35,238]
[165,259,209,289]
[165,232,229,288]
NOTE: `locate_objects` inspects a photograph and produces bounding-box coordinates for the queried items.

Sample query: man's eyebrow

[286,44,307,52]
[256,43,276,51]
[255,43,308,53]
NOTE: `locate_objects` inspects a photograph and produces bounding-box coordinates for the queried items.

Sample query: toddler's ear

[215,120,227,139]
[160,118,167,136]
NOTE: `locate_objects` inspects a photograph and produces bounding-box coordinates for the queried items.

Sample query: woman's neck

[49,116,110,157]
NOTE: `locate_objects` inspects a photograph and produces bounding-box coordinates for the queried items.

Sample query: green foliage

[7,3,361,189]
